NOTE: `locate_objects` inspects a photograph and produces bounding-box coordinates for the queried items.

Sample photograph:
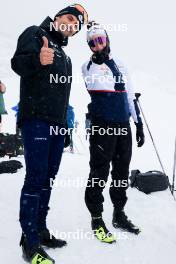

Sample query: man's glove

[135,123,145,147]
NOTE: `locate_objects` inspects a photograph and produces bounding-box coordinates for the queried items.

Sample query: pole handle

[135,93,141,101]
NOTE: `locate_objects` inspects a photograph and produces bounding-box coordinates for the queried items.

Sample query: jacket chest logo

[99,66,111,76]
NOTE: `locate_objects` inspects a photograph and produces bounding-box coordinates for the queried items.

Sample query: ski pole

[135,93,174,197]
[171,137,176,194]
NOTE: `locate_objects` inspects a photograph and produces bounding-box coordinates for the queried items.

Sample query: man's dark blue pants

[19,119,65,247]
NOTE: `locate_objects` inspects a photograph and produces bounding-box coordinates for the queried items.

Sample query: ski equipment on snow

[0,160,23,174]
[91,217,116,244]
[0,133,24,158]
[20,233,55,263]
[135,93,174,198]
[39,229,67,248]
[130,170,169,194]
[112,209,141,235]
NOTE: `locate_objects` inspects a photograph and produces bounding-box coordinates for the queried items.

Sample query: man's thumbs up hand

[40,36,54,65]
[42,36,49,48]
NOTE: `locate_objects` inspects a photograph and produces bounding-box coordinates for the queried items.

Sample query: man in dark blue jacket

[11,4,88,263]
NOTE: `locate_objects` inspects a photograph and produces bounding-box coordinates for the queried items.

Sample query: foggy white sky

[1,0,175,82]
[0,0,176,115]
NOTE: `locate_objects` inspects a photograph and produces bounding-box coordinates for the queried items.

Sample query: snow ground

[0,150,176,264]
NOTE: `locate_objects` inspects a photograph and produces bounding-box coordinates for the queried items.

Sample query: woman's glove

[135,123,145,147]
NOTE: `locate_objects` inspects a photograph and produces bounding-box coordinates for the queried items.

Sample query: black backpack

[0,133,24,158]
[0,160,23,174]
[130,170,169,194]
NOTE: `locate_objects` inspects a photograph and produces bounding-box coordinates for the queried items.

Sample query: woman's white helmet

[87,22,108,43]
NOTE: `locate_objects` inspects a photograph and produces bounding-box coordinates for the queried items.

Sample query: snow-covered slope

[1,151,176,264]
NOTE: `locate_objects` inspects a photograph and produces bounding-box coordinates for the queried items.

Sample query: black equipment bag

[130,170,169,194]
[0,160,23,174]
[0,133,24,158]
